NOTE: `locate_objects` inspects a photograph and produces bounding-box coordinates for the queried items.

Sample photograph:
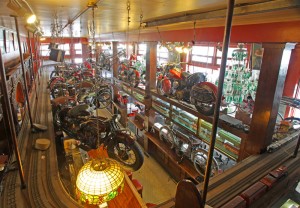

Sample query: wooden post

[244,43,296,157]
[145,41,157,97]
[143,42,157,151]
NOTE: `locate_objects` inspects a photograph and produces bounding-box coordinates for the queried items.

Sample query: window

[157,45,169,65]
[40,43,50,56]
[74,43,82,55]
[138,43,146,56]
[191,46,214,64]
[59,43,70,55]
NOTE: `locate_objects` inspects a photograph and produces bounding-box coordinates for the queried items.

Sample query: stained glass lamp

[76,158,125,206]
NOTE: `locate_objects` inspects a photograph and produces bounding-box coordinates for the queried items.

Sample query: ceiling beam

[144,0,300,27]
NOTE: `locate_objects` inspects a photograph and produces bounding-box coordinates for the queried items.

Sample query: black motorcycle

[54,104,144,171]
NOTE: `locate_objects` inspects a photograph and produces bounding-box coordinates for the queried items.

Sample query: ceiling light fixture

[26,14,36,24]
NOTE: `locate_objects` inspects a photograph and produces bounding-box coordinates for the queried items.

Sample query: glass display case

[151,93,242,161]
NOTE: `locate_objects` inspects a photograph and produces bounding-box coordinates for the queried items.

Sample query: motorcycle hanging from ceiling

[118,60,140,88]
[156,63,218,116]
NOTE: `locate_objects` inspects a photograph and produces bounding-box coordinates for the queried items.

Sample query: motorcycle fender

[115,131,136,145]
[134,70,140,78]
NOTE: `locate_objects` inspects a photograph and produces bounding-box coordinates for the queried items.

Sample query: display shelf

[199,133,239,161]
[114,78,145,103]
[144,131,201,182]
[151,92,242,161]
[150,90,248,139]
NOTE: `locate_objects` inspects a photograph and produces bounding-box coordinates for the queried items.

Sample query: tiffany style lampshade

[76,158,125,206]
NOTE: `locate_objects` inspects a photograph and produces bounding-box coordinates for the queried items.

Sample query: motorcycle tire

[94,90,112,109]
[159,125,175,149]
[107,139,144,171]
[191,82,218,116]
[191,148,219,177]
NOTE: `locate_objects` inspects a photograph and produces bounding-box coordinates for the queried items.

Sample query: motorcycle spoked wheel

[94,90,112,109]
[156,78,172,96]
[191,148,219,177]
[194,102,215,116]
[159,126,175,149]
[107,139,144,171]
[191,82,218,116]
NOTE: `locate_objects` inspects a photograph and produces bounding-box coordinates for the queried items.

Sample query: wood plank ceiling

[0,0,300,41]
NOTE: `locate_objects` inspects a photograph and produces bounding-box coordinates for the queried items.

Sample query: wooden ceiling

[1,0,300,41]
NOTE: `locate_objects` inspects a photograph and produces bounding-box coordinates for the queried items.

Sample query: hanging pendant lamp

[76,158,125,206]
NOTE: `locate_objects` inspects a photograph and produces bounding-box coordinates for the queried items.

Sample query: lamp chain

[126,1,131,57]
[138,13,143,43]
[92,6,96,49]
[193,21,196,45]
[156,26,163,44]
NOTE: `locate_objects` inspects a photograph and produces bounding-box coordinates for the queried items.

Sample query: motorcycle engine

[175,90,184,100]
[173,80,180,89]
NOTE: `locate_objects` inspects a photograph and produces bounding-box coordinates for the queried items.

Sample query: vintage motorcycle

[158,123,219,177]
[53,104,144,171]
[156,63,218,116]
[118,60,140,88]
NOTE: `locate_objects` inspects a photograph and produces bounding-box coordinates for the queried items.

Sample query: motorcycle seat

[67,104,91,117]
[181,71,190,79]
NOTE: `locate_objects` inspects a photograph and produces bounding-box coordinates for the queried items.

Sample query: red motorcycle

[118,60,140,88]
[157,63,218,116]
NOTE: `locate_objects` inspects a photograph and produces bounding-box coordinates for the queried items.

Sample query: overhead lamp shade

[26,14,36,24]
[76,158,125,205]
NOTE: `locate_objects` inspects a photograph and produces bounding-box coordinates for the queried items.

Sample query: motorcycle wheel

[107,140,144,171]
[191,148,219,177]
[194,102,215,116]
[191,82,217,116]
[159,125,175,149]
[94,90,112,109]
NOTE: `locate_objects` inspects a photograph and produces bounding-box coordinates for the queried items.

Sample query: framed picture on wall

[9,32,15,51]
[13,33,18,51]
[0,29,4,54]
[5,30,11,53]
[251,43,264,70]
